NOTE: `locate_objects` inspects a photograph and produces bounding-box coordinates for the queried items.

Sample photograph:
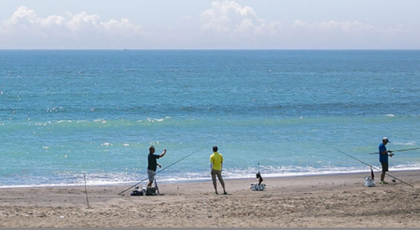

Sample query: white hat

[382,137,391,143]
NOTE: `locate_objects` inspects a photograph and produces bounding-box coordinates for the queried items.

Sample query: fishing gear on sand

[363,165,376,187]
[251,163,266,191]
[323,143,414,188]
[118,145,207,196]
[368,147,420,155]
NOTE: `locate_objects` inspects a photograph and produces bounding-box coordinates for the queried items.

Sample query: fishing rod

[118,145,208,196]
[323,143,414,188]
[368,147,420,155]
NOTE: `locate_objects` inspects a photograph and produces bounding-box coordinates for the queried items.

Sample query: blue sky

[1,0,419,49]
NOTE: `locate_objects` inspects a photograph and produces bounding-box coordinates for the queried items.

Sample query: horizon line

[1,48,419,51]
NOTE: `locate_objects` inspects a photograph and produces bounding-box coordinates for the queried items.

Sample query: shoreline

[1,170,420,227]
[2,167,419,189]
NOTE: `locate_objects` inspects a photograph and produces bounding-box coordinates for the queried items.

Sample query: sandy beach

[1,170,419,228]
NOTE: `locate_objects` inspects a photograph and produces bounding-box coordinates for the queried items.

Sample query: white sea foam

[147,117,165,122]
[57,120,72,123]
[2,163,420,189]
[393,141,416,146]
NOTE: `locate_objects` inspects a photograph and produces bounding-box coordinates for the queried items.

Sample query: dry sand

[1,170,420,228]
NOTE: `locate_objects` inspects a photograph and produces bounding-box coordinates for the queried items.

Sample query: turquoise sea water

[1,50,419,188]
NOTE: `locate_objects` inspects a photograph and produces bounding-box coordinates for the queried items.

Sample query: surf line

[368,147,420,155]
[323,143,414,188]
[118,145,208,196]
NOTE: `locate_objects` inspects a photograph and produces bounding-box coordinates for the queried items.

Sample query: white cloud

[198,1,415,49]
[67,12,101,32]
[0,6,143,48]
[0,3,417,49]
[200,1,282,39]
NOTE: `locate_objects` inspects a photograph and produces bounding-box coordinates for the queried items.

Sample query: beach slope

[1,171,420,228]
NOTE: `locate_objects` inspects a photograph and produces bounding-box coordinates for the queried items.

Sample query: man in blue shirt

[147,145,166,187]
[379,137,393,184]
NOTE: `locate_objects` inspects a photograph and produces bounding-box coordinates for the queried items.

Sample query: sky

[0,0,419,49]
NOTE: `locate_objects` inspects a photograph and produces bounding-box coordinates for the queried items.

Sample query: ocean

[1,50,419,188]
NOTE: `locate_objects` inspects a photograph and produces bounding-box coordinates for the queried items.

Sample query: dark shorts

[381,161,389,172]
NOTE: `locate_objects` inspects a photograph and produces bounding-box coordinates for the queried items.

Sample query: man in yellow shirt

[210,146,227,195]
